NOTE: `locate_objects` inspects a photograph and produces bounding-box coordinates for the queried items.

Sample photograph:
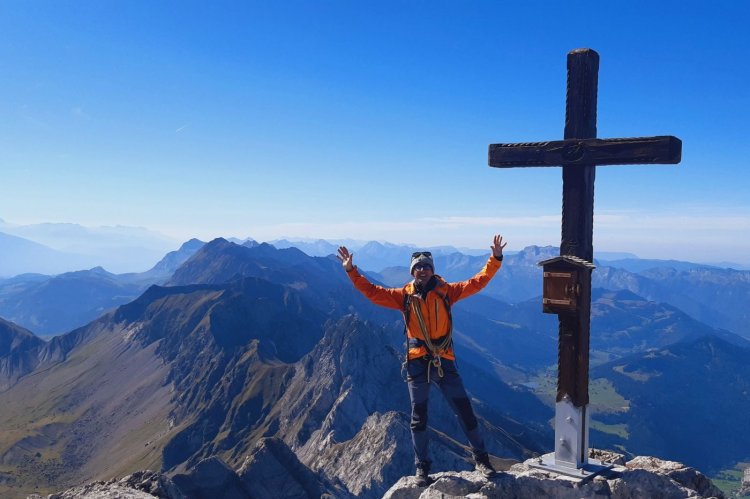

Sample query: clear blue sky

[1,1,748,264]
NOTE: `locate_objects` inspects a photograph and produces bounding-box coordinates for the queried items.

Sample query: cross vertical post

[555,49,597,469]
[487,48,681,479]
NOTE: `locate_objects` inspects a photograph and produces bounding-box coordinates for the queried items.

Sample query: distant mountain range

[3,224,749,336]
[0,220,178,275]
[0,239,204,337]
[3,237,750,344]
[1,236,749,497]
[9,222,745,278]
[368,245,750,341]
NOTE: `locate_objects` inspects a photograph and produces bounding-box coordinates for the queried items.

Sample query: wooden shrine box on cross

[540,256,596,315]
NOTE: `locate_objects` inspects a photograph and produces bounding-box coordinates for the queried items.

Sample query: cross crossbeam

[489,136,681,168]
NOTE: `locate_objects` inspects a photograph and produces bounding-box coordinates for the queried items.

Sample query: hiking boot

[415,463,434,487]
[474,453,497,478]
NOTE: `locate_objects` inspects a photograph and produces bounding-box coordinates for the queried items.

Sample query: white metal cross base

[529,397,614,482]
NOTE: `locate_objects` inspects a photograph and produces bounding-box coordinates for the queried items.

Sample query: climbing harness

[402,287,454,384]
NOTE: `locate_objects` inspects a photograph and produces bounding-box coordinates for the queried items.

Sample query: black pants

[406,357,486,468]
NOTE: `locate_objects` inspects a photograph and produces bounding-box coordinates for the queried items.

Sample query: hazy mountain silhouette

[0,240,204,337]
[1,221,176,274]
[0,232,90,277]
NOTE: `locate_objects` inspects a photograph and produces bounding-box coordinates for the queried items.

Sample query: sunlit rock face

[383,454,725,499]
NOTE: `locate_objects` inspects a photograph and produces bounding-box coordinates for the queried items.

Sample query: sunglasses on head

[412,251,432,258]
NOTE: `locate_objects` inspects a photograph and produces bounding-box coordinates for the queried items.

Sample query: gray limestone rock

[383,454,726,499]
[170,456,249,499]
[589,448,627,466]
[745,467,750,485]
[739,467,750,497]
[26,470,184,499]
[305,411,414,498]
[624,456,724,498]
[117,471,187,499]
[237,437,325,499]
[308,410,497,498]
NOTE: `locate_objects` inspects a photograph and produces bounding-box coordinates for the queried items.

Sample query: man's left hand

[491,235,507,259]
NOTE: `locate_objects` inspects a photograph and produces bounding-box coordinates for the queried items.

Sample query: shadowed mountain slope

[0,318,46,390]
[168,238,408,329]
[0,314,173,496]
[0,270,329,496]
[463,288,749,367]
[590,335,750,473]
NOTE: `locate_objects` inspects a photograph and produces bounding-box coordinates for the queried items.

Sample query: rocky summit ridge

[384,453,725,499]
[26,452,725,499]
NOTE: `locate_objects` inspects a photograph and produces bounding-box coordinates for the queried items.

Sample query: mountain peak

[592,288,647,302]
[179,238,206,251]
[0,317,43,356]
[512,245,559,265]
[205,237,231,248]
[88,265,111,275]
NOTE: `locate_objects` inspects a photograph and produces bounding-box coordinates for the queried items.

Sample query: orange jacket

[346,256,502,360]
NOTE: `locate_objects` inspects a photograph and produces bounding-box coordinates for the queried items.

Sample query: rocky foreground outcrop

[25,470,184,499]
[27,452,726,499]
[26,437,334,499]
[384,454,725,499]
[739,466,750,497]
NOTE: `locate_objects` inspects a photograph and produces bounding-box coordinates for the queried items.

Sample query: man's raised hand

[337,246,354,272]
[491,235,507,259]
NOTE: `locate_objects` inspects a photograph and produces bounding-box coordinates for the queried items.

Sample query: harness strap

[401,293,411,379]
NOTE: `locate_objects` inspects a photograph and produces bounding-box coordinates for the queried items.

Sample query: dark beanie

[410,253,435,274]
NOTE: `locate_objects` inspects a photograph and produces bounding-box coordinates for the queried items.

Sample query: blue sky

[1,1,749,264]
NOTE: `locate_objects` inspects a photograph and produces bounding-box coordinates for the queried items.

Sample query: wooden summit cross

[488,49,681,477]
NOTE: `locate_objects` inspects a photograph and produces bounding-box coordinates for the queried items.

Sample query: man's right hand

[337,246,354,272]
